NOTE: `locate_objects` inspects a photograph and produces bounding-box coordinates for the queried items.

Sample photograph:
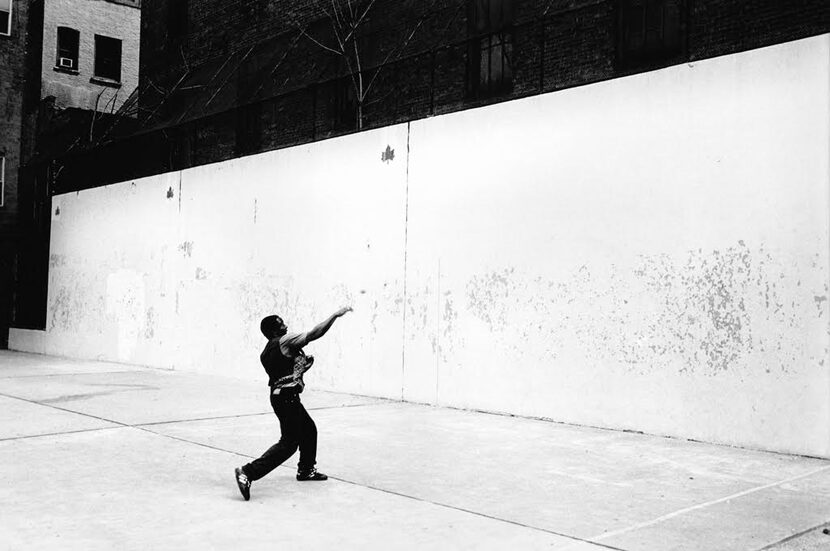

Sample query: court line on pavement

[0,391,133,427]
[123,401,388,428]
[0,391,392,442]
[128,423,627,551]
[14,387,828,550]
[757,520,830,551]
[0,370,146,379]
[0,425,126,442]
[580,464,830,547]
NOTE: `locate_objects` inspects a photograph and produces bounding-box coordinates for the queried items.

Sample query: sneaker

[296,468,328,481]
[235,467,251,500]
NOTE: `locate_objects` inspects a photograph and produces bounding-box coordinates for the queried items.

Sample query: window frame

[0,0,12,37]
[93,34,123,83]
[56,26,80,71]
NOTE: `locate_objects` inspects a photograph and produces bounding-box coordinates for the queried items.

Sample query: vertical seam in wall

[401,122,411,401]
[826,48,830,452]
[177,171,182,213]
[436,257,441,404]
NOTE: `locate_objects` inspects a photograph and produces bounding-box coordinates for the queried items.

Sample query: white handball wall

[11,35,830,457]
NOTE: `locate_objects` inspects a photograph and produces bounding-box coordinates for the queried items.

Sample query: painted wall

[11,35,830,457]
[41,0,140,111]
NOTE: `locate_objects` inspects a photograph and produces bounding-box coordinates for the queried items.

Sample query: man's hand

[335,306,353,317]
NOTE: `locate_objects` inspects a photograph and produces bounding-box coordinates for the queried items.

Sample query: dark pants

[242,392,318,481]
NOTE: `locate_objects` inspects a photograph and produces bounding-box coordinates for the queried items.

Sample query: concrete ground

[1,351,829,551]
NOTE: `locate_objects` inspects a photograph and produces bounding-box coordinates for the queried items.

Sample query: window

[0,0,11,36]
[168,0,188,39]
[94,35,122,82]
[56,27,80,70]
[618,0,684,67]
[467,0,514,100]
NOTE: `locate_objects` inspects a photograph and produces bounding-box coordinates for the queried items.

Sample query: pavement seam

[123,425,627,551]
[324,475,630,551]
[0,371,147,379]
[3,384,825,550]
[0,389,389,439]
[756,520,830,551]
[0,391,133,428]
[585,464,830,545]
[108,402,387,428]
[0,425,126,442]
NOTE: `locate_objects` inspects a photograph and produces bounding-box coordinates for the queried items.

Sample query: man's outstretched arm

[305,307,352,343]
[284,307,352,350]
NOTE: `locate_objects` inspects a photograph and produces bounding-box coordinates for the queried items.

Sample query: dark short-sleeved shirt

[260,332,312,392]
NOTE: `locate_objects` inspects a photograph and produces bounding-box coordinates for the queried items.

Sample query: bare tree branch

[342,0,378,44]
[299,25,342,56]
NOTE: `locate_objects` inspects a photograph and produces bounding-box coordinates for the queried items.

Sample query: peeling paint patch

[145,307,155,339]
[106,270,145,362]
[49,254,67,268]
[195,267,208,280]
[455,242,821,377]
[814,295,827,317]
[178,241,194,257]
[381,145,395,162]
[166,187,174,199]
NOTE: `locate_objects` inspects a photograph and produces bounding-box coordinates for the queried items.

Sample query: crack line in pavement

[325,475,630,551]
[756,519,830,551]
[0,391,133,428]
[135,412,273,426]
[10,386,826,550]
[586,464,830,544]
[0,388,388,432]
[127,425,627,551]
[0,371,145,379]
[133,425,255,459]
[0,425,126,442]
[124,402,385,428]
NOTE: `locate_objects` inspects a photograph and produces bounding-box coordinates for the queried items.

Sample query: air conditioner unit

[59,57,75,69]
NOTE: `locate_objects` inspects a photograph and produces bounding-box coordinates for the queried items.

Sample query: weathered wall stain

[178,241,194,257]
[460,243,825,376]
[145,307,155,339]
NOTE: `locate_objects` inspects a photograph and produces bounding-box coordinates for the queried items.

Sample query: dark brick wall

[55,0,830,194]
[1,0,45,341]
[0,0,31,236]
[690,0,830,61]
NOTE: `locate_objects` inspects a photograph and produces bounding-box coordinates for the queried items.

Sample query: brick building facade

[3,0,140,340]
[1,0,44,346]
[41,0,141,112]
